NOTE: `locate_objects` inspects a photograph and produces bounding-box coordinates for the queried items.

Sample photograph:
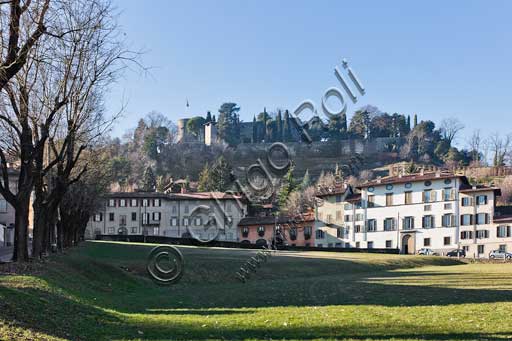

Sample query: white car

[418,248,437,256]
[489,250,512,260]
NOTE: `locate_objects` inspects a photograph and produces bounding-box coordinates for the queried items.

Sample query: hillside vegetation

[1,241,512,340]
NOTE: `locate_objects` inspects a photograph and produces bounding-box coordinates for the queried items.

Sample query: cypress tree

[276,110,283,142]
[413,114,418,127]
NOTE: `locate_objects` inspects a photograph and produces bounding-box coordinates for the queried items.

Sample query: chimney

[420,168,425,176]
[376,176,382,184]
[435,169,441,178]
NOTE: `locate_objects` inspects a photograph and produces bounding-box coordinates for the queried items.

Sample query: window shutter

[450,189,455,200]
[422,216,426,228]
[485,213,490,224]
[442,189,445,200]
[432,191,437,202]
[508,226,511,237]
[422,192,425,202]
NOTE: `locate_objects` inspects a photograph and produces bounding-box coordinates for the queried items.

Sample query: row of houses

[85,170,512,257]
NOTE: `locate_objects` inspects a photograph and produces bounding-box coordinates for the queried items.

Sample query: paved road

[0,247,13,262]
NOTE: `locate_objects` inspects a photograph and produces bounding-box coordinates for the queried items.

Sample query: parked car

[489,250,512,260]
[418,248,437,256]
[446,249,466,258]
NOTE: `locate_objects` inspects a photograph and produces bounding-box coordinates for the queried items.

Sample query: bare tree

[488,133,511,167]
[439,118,464,146]
[467,129,482,165]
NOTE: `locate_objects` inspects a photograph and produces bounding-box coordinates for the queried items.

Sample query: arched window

[242,227,249,237]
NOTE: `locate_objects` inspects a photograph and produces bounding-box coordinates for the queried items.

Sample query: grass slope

[1,241,512,340]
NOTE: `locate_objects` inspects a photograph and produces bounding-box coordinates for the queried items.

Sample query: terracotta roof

[105,191,243,201]
[316,184,349,197]
[459,184,501,195]
[238,213,314,226]
[345,193,361,202]
[358,172,468,188]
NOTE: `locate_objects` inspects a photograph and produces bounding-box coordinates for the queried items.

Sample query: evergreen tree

[217,102,241,146]
[205,111,212,123]
[300,169,311,190]
[283,110,291,142]
[142,166,156,192]
[276,110,283,142]
[278,165,296,209]
[413,114,418,127]
[407,115,411,131]
[212,115,216,123]
[210,156,232,192]
[198,163,211,191]
[252,115,257,143]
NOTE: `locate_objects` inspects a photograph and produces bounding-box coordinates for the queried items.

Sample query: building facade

[237,213,315,247]
[315,171,512,257]
[0,169,19,247]
[85,192,247,242]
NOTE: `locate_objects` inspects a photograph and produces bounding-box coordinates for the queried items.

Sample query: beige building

[85,191,247,242]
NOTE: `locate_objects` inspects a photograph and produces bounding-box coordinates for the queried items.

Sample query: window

[383,218,396,231]
[478,245,485,254]
[184,205,189,213]
[131,227,138,233]
[424,238,431,247]
[386,240,392,248]
[0,199,7,212]
[422,215,434,228]
[444,203,452,210]
[461,214,473,226]
[476,213,489,225]
[327,243,333,248]
[368,186,375,192]
[344,203,351,210]
[476,230,489,239]
[304,226,312,240]
[316,230,325,239]
[226,204,232,212]
[444,179,452,185]
[424,204,432,211]
[336,195,343,203]
[335,243,342,248]
[336,228,343,238]
[131,212,137,221]
[444,236,451,245]
[355,225,362,233]
[344,215,352,222]
[460,231,473,239]
[130,199,138,207]
[119,215,126,226]
[386,184,394,190]
[94,213,103,222]
[499,244,507,252]
[171,217,178,226]
[356,242,361,248]
[462,245,469,252]
[476,195,488,206]
[142,199,148,207]
[423,190,435,203]
[326,214,333,224]
[403,216,415,230]
[367,195,375,208]
[142,213,148,225]
[194,217,202,226]
[109,213,115,221]
[108,199,116,207]
[172,206,177,214]
[461,197,473,206]
[497,225,511,238]
[242,227,249,238]
[355,213,364,221]
[404,191,413,205]
[290,227,297,240]
[119,199,126,207]
[152,212,161,221]
[257,226,265,237]
[367,219,377,232]
[153,199,161,207]
[183,217,189,226]
[424,180,432,187]
[108,227,115,234]
[443,188,454,201]
[367,241,374,249]
[336,210,343,221]
[317,244,323,248]
[405,182,412,189]
[442,214,455,227]
[386,193,393,206]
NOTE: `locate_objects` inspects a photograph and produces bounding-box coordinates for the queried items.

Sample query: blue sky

[108,0,512,146]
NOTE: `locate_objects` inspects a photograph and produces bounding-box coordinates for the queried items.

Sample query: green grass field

[1,241,512,341]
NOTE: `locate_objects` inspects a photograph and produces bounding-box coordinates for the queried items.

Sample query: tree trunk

[13,196,30,262]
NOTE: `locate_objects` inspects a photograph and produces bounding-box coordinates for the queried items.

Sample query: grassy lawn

[1,241,512,340]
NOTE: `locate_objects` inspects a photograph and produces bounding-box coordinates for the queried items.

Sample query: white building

[85,191,247,242]
[315,171,512,257]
